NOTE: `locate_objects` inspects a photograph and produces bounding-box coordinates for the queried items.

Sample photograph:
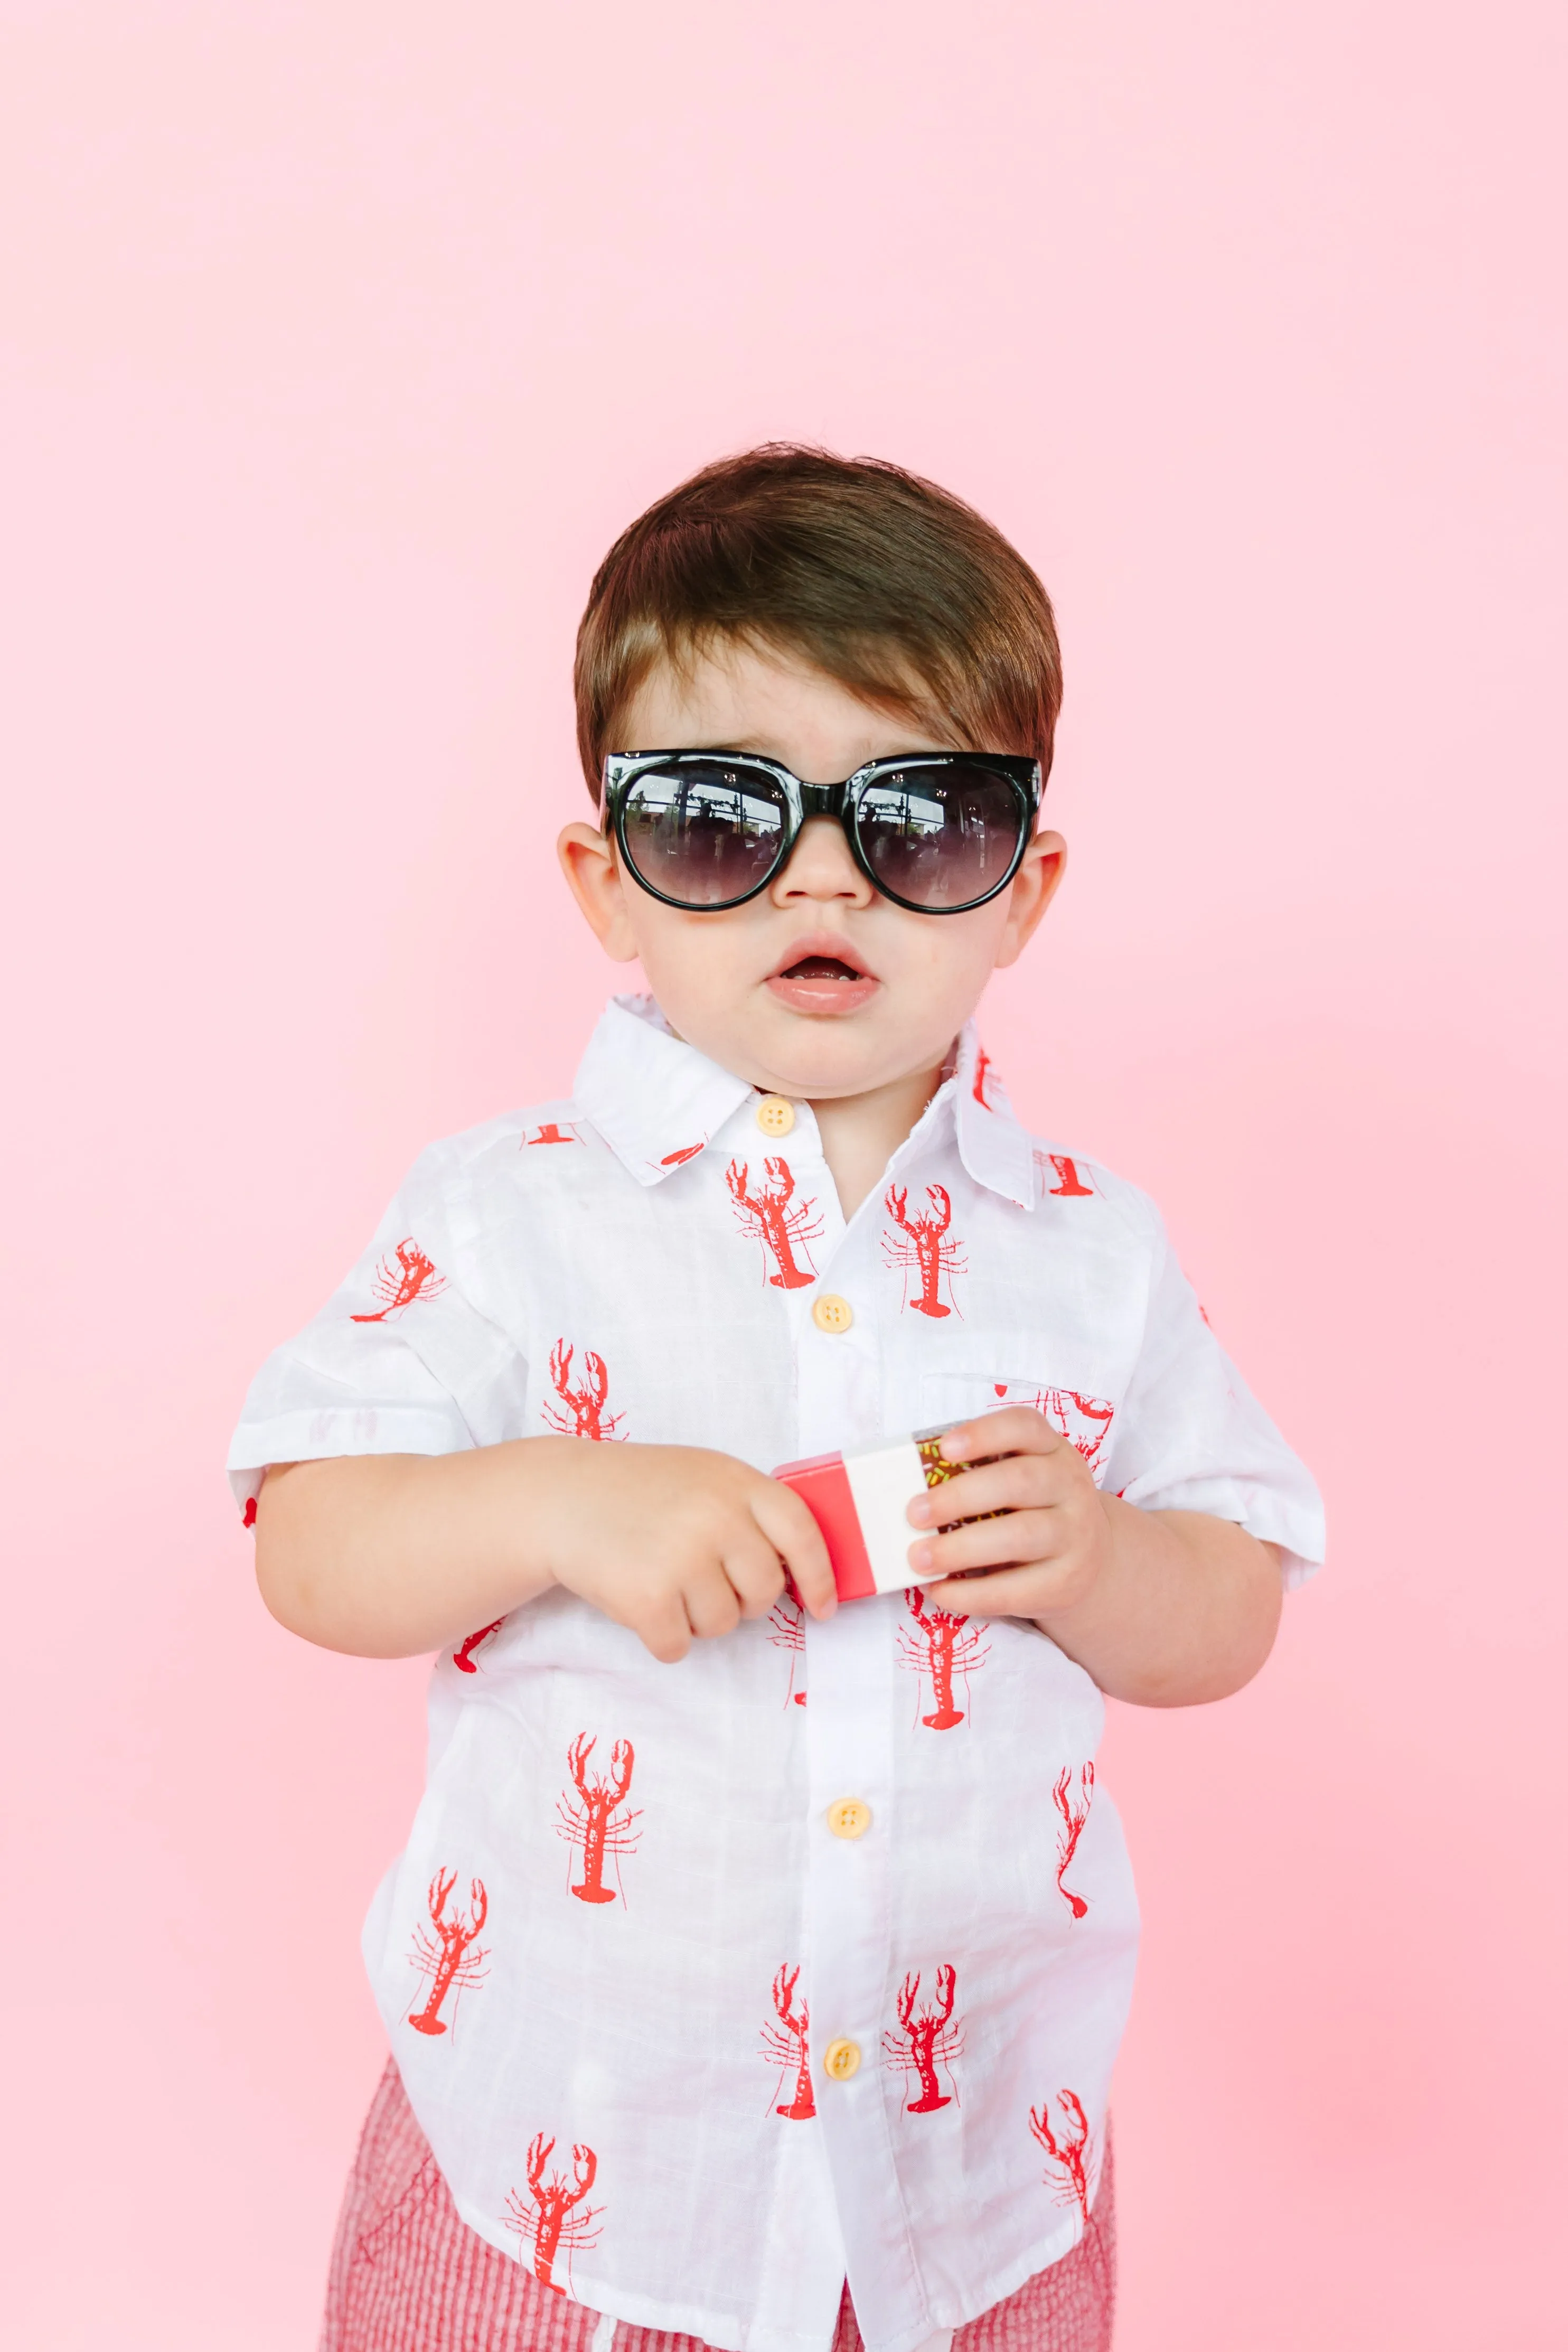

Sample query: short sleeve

[1101,1214,1326,1590]
[226,1147,532,1514]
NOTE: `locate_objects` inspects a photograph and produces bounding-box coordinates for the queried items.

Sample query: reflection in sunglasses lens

[856,765,1025,908]
[621,764,787,905]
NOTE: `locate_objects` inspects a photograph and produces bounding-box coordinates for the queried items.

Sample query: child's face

[558,640,1065,1102]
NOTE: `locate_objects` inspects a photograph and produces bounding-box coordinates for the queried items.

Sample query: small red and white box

[773,1428,999,1603]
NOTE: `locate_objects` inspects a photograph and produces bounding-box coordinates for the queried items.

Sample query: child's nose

[772,817,876,905]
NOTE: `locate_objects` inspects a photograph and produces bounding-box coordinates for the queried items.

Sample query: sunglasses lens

[619,762,787,906]
[856,763,1027,910]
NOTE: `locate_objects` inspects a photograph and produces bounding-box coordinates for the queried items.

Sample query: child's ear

[558,822,641,962]
[993,830,1067,970]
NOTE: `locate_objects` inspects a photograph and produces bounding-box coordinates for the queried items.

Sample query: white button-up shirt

[229,997,1323,2352]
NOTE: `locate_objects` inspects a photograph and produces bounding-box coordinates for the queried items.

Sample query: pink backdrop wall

[3,5,1563,2345]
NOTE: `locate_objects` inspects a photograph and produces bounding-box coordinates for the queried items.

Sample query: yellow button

[822,2038,862,2082]
[827,1798,872,1840]
[812,1294,854,1334]
[756,1094,796,1137]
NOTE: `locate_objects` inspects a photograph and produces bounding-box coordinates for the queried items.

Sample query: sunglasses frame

[600,749,1044,916]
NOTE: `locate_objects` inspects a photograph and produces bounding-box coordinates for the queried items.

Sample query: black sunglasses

[600,749,1043,916]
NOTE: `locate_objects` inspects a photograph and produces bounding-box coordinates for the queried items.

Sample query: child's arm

[255,1439,837,1664]
[908,1408,1283,1706]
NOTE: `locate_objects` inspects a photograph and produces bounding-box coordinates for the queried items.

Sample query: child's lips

[765,948,881,1015]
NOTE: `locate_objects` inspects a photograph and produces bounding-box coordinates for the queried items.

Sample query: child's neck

[809,1058,946,1221]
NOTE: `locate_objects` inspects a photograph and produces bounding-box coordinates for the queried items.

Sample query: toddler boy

[234,446,1323,2352]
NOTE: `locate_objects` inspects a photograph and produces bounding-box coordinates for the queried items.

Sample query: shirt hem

[441,2188,838,2352]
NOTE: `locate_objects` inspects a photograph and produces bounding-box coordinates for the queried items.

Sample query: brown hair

[573,444,1062,804]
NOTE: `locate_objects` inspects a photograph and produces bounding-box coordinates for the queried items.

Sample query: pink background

[3,4,1564,2345]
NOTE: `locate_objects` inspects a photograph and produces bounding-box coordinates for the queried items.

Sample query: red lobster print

[505,2135,602,2293]
[1038,1389,1114,1474]
[767,1594,808,1705]
[898,1587,990,1730]
[659,1140,706,1167]
[994,1384,1115,1477]
[761,1963,816,2119]
[556,1735,641,1905]
[406,1867,489,2036]
[453,1617,504,1674]
[972,1046,998,1109]
[1030,2089,1093,2223]
[351,1238,447,1323]
[1053,1764,1094,1919]
[1043,1152,1093,1198]
[882,1966,963,2113]
[882,1184,966,1318]
[726,1157,822,1290]
[524,1122,581,1146]
[542,1341,625,1440]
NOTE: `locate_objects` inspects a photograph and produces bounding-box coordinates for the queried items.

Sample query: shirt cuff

[226,1405,474,1512]
[1115,1472,1326,1592]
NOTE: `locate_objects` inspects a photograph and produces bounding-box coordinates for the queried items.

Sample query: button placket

[790,1107,893,2138]
[802,1585,907,2291]
[749,1098,847,1285]
[768,1105,868,1428]
[797,1315,881,1460]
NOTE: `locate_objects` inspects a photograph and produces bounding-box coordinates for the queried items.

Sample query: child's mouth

[765,942,881,1014]
[781,956,863,981]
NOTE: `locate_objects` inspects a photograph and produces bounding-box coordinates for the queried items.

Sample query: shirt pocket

[921,1362,1120,1487]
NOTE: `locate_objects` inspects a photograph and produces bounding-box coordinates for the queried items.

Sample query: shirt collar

[950,1024,1037,1210]
[574,996,755,1187]
[574,994,1037,1210]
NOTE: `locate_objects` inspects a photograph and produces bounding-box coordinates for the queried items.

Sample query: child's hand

[537,1440,835,1663]
[905,1408,1112,1623]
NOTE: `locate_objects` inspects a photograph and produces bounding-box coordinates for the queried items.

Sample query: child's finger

[720,1529,790,1620]
[908,1506,1061,1580]
[629,1591,695,1663]
[907,1449,1075,1528]
[682,1566,745,1642]
[922,1560,1073,1617]
[755,1479,837,1618]
[937,1408,1064,1464]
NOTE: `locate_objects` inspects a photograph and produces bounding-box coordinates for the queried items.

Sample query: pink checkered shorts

[321,2059,1116,2352]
